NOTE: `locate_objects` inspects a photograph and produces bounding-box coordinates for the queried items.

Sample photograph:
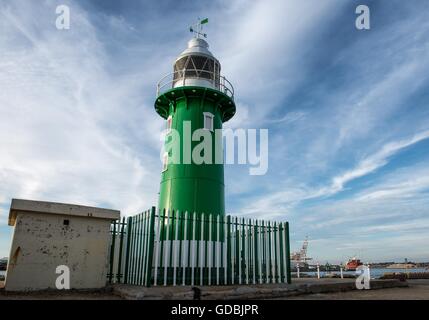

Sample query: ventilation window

[63,219,70,226]
[166,115,172,134]
[162,152,169,172]
[203,112,214,131]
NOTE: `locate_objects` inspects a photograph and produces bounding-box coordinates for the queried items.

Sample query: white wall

[5,212,112,291]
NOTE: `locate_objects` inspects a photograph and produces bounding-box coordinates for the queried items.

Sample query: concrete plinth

[111,278,408,300]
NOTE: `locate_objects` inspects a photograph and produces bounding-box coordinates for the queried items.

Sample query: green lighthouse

[155,21,236,215]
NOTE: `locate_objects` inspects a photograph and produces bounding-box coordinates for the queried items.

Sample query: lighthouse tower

[155,20,236,215]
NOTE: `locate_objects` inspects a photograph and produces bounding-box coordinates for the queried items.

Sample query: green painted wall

[155,86,236,216]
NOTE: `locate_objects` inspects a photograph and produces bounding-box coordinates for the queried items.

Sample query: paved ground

[1,279,427,300]
[0,281,122,300]
[283,280,429,300]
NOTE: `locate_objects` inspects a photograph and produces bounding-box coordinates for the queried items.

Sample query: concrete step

[111,278,408,300]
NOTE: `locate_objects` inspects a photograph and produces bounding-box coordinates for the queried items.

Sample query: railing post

[274,222,278,284]
[108,220,117,284]
[216,214,220,285]
[236,217,241,284]
[182,211,188,286]
[278,223,284,283]
[200,213,205,286]
[169,210,176,285]
[136,213,143,285]
[145,207,156,287]
[226,215,231,285]
[178,211,184,286]
[154,209,163,286]
[285,222,291,284]
[191,212,196,286]
[138,212,147,285]
[254,220,259,284]
[208,213,212,285]
[261,220,266,283]
[163,209,170,286]
[117,217,126,283]
[124,216,133,284]
[173,210,180,286]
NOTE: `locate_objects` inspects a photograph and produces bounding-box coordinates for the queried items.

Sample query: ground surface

[0,281,122,300]
[0,279,427,300]
[282,280,429,300]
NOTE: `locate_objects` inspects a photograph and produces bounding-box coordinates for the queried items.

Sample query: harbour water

[296,268,428,279]
[0,268,427,280]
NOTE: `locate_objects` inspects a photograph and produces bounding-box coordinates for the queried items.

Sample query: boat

[345,257,363,271]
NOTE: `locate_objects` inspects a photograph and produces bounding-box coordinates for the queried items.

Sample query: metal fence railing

[156,70,234,100]
[108,207,291,287]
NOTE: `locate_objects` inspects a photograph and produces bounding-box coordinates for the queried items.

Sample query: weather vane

[189,18,208,38]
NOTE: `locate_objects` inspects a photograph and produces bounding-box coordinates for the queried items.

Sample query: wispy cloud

[0,0,162,221]
[329,130,429,194]
[236,130,429,220]
[1,0,429,262]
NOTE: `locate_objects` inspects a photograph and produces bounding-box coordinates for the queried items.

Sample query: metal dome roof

[175,38,218,62]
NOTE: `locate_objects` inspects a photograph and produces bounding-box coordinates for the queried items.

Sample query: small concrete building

[5,199,120,291]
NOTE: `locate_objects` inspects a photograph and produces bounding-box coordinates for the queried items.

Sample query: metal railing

[156,70,234,100]
[107,207,291,287]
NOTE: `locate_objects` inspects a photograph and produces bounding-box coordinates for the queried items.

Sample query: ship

[345,257,363,271]
[291,236,312,268]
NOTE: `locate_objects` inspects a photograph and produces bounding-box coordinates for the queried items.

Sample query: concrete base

[112,278,408,300]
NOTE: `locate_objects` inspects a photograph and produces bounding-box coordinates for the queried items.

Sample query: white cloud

[211,0,344,126]
[1,0,429,262]
[0,1,162,224]
[330,130,429,194]
[235,130,429,221]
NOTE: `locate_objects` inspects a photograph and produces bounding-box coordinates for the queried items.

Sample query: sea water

[298,268,427,279]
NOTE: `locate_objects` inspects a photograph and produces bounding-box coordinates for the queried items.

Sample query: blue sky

[1,0,429,263]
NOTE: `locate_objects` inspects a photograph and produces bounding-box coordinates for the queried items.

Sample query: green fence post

[261,220,268,283]
[159,209,166,286]
[285,222,291,284]
[136,213,143,285]
[268,222,272,283]
[145,206,156,287]
[178,211,184,286]
[108,220,117,284]
[129,215,136,284]
[241,217,245,284]
[279,223,285,283]
[235,217,239,284]
[131,215,138,284]
[254,220,258,284]
[226,215,231,284]
[274,222,278,283]
[140,211,148,286]
[169,210,176,285]
[124,216,133,284]
[117,217,125,283]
